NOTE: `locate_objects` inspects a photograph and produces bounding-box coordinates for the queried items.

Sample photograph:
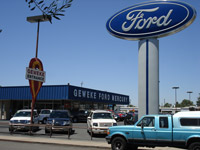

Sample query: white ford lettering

[122,8,173,31]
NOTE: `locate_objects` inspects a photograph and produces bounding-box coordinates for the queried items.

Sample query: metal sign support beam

[138,39,159,118]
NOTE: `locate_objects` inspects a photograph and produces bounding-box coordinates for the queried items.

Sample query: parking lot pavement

[0,134,184,150]
[0,134,110,149]
[0,120,184,150]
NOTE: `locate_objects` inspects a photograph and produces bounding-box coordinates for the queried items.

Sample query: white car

[38,109,52,124]
[9,109,39,132]
[87,110,117,135]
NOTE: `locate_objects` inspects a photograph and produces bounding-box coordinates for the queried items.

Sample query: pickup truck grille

[99,123,112,127]
[13,120,27,124]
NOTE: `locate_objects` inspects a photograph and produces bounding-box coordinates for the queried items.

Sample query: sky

[0,0,199,106]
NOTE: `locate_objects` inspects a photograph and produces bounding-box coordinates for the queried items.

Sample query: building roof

[0,84,129,105]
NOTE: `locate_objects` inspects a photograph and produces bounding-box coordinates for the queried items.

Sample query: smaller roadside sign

[25,67,46,83]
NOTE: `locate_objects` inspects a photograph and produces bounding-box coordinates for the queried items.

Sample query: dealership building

[0,84,129,120]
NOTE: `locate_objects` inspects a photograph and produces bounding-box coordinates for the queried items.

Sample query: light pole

[27,15,51,58]
[172,87,179,108]
[187,91,193,101]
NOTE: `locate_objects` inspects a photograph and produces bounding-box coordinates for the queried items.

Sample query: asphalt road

[0,141,105,150]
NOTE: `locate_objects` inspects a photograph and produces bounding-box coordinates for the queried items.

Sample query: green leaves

[25,0,73,23]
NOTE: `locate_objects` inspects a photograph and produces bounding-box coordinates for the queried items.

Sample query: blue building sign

[68,85,129,105]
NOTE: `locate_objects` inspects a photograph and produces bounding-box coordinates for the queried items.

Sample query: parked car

[116,112,126,121]
[9,109,39,132]
[45,110,73,134]
[106,111,200,150]
[71,110,90,123]
[87,110,117,135]
[124,111,138,125]
[107,110,119,121]
[38,109,52,124]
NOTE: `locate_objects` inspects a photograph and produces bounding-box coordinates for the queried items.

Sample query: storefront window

[98,103,104,110]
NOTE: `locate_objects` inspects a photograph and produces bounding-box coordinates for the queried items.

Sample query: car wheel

[9,126,14,132]
[43,118,47,124]
[45,128,50,134]
[111,137,127,150]
[189,142,200,150]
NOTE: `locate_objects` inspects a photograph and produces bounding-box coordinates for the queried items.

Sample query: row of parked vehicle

[9,109,73,134]
[8,109,138,136]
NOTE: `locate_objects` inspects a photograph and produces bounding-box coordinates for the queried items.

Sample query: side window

[180,118,200,126]
[137,117,155,127]
[159,117,168,128]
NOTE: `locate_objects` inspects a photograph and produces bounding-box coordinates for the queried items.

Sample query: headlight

[9,120,14,125]
[107,129,110,135]
[93,123,98,127]
[25,120,31,124]
[113,123,117,126]
[63,121,70,125]
[47,120,53,124]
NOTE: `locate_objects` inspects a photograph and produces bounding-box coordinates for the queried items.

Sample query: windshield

[14,111,36,117]
[93,113,113,119]
[50,111,69,118]
[40,110,51,114]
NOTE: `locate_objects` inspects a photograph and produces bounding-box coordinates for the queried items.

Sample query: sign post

[26,15,49,125]
[27,58,45,124]
[138,39,159,117]
[106,0,196,118]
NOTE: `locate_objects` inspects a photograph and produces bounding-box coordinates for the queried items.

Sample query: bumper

[106,136,111,144]
[45,125,72,132]
[9,125,38,131]
[91,128,108,134]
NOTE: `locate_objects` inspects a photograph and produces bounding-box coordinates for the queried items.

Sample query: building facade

[0,84,129,120]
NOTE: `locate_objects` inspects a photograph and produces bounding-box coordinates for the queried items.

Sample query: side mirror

[141,123,144,130]
[141,122,146,132]
[87,116,91,120]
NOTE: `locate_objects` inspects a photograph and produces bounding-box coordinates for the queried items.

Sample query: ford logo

[106,0,196,40]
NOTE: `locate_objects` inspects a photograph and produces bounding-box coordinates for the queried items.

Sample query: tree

[25,0,73,23]
[197,96,200,106]
[180,99,194,107]
[175,102,181,107]
[164,103,172,107]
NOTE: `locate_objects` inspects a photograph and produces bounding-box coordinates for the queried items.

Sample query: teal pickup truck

[106,111,200,150]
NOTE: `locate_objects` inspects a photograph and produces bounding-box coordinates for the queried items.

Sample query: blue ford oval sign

[106,0,196,40]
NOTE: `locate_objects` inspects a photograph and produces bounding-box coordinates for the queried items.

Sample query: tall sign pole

[138,39,159,116]
[26,15,49,125]
[106,0,196,118]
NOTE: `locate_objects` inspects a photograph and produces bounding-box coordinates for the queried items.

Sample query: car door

[133,116,157,145]
[156,116,172,146]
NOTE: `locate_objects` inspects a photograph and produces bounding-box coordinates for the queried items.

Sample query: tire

[45,128,50,134]
[111,137,127,150]
[43,118,47,124]
[9,126,14,132]
[188,142,200,150]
